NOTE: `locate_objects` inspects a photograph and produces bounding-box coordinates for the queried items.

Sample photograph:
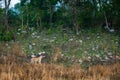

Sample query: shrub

[0,31,14,41]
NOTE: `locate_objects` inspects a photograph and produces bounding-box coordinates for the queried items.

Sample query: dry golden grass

[12,43,26,57]
[0,43,120,80]
[51,47,61,63]
[0,54,120,80]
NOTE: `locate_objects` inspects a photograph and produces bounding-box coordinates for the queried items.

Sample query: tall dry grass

[0,53,120,80]
[12,43,26,57]
[0,43,120,80]
[51,47,61,63]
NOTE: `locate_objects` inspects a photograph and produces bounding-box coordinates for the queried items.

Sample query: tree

[64,0,94,35]
[46,0,58,27]
[4,0,11,32]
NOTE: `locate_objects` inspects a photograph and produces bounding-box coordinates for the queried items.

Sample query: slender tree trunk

[4,0,11,32]
[26,14,29,26]
[74,22,79,35]
[104,12,111,30]
[73,8,79,35]
[36,18,39,28]
[39,17,42,31]
[22,14,24,27]
[5,10,9,31]
[26,5,29,27]
[49,5,53,27]
[98,0,111,31]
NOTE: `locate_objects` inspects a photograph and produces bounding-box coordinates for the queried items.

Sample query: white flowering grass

[2,27,119,65]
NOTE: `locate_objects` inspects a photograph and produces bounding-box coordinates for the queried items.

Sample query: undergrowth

[0,27,120,80]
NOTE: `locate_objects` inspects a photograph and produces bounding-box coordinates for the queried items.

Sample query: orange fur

[31,56,45,64]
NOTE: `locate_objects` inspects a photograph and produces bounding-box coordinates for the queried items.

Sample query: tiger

[31,55,45,64]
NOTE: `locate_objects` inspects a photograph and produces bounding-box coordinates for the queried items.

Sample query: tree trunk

[39,17,42,31]
[49,5,53,27]
[73,8,79,35]
[36,18,39,28]
[22,14,24,27]
[104,12,111,30]
[74,22,79,35]
[26,13,29,26]
[5,10,9,32]
[4,0,11,32]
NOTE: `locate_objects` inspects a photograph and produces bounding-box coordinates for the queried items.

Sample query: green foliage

[0,25,14,41]
[3,31,13,41]
[0,31,14,41]
[12,0,120,33]
[0,0,120,42]
[46,26,62,35]
[0,25,5,40]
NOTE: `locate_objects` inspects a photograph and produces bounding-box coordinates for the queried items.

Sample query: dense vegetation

[0,0,120,80]
[0,0,120,39]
